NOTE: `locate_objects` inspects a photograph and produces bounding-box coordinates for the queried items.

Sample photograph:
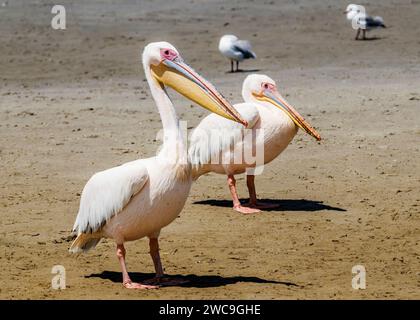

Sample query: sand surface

[0,0,419,299]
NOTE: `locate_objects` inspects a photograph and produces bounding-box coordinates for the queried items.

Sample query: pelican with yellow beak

[69,42,247,289]
[189,74,321,214]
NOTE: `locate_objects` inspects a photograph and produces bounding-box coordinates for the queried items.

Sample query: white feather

[189,103,259,178]
[72,162,149,234]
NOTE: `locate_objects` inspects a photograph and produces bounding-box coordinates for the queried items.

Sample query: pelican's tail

[69,233,101,253]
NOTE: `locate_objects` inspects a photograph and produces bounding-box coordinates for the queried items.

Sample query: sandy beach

[0,0,419,299]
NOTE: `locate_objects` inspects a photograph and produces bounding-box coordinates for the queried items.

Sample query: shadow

[193,198,346,212]
[358,36,382,41]
[226,68,261,74]
[86,271,300,288]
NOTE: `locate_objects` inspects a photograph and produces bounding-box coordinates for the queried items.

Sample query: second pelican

[189,74,321,214]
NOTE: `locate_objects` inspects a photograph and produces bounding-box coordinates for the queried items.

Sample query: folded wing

[233,40,257,59]
[72,162,149,234]
[189,103,259,178]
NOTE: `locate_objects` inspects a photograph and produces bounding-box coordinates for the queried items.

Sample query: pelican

[344,4,386,40]
[189,74,321,214]
[218,35,256,73]
[69,42,247,289]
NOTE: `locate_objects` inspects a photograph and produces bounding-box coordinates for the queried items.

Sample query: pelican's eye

[262,83,275,92]
[161,48,178,61]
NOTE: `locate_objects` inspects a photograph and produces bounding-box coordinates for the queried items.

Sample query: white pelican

[218,35,256,73]
[189,74,321,214]
[344,4,386,40]
[69,41,247,289]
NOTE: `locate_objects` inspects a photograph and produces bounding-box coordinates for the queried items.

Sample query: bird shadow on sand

[357,36,382,41]
[193,198,346,212]
[86,271,299,288]
[226,68,261,74]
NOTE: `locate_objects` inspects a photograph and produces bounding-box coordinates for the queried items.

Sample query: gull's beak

[151,58,247,126]
[255,90,321,141]
[343,10,349,14]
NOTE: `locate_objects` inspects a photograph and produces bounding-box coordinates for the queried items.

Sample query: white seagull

[69,41,247,289]
[189,74,321,214]
[219,35,256,73]
[344,4,386,40]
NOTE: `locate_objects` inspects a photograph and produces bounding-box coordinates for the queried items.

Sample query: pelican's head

[142,41,247,126]
[242,74,321,141]
[344,4,363,20]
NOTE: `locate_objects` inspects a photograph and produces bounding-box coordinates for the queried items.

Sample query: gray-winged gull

[218,35,256,72]
[344,4,386,40]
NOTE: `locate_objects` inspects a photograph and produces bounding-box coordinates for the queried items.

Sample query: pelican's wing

[189,102,259,171]
[72,162,149,234]
[233,40,256,59]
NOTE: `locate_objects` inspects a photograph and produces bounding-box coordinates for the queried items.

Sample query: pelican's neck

[144,63,186,164]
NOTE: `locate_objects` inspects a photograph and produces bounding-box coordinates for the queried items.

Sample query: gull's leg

[236,60,239,72]
[355,28,361,40]
[245,174,279,209]
[230,60,234,73]
[227,174,260,214]
[362,29,366,40]
[143,238,188,286]
[116,243,158,289]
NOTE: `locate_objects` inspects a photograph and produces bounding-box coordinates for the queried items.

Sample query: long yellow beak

[254,90,321,141]
[151,59,247,126]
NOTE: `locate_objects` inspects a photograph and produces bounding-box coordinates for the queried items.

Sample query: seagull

[344,4,386,40]
[218,35,256,73]
[69,41,247,289]
[189,74,321,214]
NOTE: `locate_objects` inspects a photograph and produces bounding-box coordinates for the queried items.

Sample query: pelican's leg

[245,174,280,209]
[149,237,163,277]
[116,243,158,289]
[355,28,361,40]
[143,238,188,286]
[247,174,258,205]
[227,174,260,214]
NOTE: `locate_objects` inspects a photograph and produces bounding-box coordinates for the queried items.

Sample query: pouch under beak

[151,59,247,126]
